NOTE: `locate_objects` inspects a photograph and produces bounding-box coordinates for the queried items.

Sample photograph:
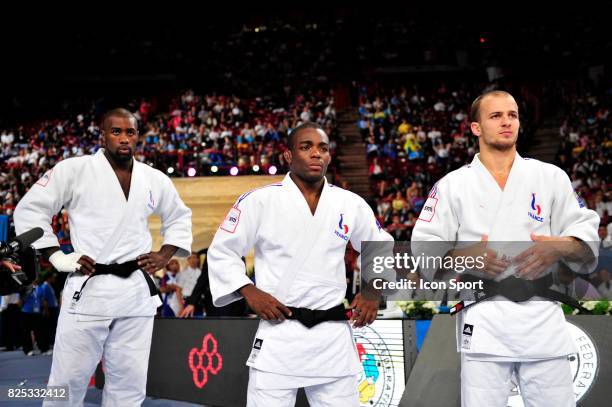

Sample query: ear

[100,131,106,147]
[470,122,481,137]
[283,149,292,165]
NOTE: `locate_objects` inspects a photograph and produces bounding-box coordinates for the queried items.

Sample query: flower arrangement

[562,300,611,315]
[394,301,612,319]
[396,301,441,319]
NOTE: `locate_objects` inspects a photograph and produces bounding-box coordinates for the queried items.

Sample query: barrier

[129,317,416,406]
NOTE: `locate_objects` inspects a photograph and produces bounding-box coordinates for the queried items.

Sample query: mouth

[499,131,514,136]
[117,147,132,154]
[308,163,323,171]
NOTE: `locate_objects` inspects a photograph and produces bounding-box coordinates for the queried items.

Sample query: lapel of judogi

[93,150,144,263]
[273,173,331,302]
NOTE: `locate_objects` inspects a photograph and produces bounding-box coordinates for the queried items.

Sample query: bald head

[102,108,137,132]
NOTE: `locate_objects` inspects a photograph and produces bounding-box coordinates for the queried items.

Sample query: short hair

[102,108,137,131]
[470,90,515,122]
[288,122,326,150]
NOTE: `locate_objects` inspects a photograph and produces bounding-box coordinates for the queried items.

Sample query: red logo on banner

[188,333,223,388]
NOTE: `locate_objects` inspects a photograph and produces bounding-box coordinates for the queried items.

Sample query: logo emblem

[530,193,541,215]
[335,214,350,241]
[528,193,544,222]
[339,214,349,234]
[188,333,223,389]
[353,321,405,406]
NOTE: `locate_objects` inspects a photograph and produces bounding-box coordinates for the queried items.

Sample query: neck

[104,149,133,172]
[478,145,516,175]
[289,172,325,197]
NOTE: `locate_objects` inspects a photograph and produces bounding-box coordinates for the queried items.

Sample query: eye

[112,128,120,135]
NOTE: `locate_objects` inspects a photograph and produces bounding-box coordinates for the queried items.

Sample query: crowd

[1,89,338,239]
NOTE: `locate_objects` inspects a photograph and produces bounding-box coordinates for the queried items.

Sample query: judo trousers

[247,368,359,407]
[43,308,154,406]
[461,354,575,407]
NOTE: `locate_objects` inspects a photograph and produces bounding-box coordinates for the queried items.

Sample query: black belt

[287,304,348,328]
[450,274,590,315]
[72,260,159,302]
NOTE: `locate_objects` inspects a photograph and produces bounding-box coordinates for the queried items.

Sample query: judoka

[207,122,393,406]
[14,108,192,406]
[412,91,599,407]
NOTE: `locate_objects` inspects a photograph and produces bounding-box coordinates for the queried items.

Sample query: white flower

[582,301,597,311]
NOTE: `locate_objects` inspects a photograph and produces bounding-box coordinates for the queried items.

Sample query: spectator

[38,272,59,347]
[20,281,50,356]
[176,253,202,307]
[159,259,184,318]
[1,293,21,351]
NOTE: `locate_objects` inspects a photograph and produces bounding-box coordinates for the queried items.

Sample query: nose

[500,114,511,127]
[311,147,322,158]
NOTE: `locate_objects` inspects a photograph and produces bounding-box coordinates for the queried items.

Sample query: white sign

[353,320,406,407]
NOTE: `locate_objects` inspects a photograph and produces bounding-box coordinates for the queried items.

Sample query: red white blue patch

[334,213,350,241]
[528,193,544,222]
[419,184,439,222]
[36,169,53,187]
[220,207,241,233]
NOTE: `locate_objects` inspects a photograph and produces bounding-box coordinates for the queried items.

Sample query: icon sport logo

[335,214,350,241]
[528,193,544,222]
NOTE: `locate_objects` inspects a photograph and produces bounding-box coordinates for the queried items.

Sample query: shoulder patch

[418,196,438,222]
[35,169,53,187]
[220,207,241,233]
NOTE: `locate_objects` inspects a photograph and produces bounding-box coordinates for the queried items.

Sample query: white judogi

[412,153,599,407]
[14,149,192,406]
[208,173,393,406]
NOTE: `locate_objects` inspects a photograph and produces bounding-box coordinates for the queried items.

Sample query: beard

[488,140,516,151]
[108,148,133,163]
[481,134,517,152]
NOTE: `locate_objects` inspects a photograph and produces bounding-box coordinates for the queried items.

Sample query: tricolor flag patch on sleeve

[418,184,439,222]
[418,197,438,222]
[36,169,53,187]
[220,207,241,233]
